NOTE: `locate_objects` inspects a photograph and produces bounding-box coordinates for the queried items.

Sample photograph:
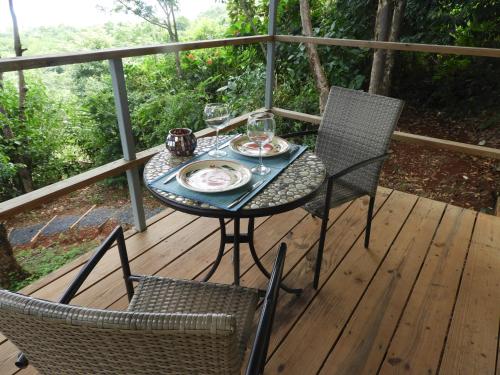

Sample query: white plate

[176,159,251,193]
[229,135,290,158]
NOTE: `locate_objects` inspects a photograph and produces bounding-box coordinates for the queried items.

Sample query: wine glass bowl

[247,111,276,175]
[204,103,230,157]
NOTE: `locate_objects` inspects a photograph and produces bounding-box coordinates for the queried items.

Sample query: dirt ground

[381,106,499,212]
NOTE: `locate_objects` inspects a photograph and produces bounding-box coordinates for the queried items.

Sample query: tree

[114,0,182,76]
[238,0,267,59]
[299,0,329,113]
[7,0,34,193]
[369,0,406,95]
[0,223,27,289]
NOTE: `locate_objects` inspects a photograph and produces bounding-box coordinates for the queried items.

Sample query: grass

[9,241,98,291]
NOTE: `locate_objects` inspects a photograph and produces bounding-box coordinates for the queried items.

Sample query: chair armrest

[59,226,134,304]
[15,226,135,369]
[246,243,287,375]
[280,129,318,139]
[328,152,391,181]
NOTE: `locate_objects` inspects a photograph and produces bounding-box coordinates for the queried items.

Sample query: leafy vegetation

[0,0,498,202]
[9,240,98,291]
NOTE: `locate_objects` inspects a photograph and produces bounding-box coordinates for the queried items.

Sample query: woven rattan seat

[128,276,258,357]
[0,226,287,375]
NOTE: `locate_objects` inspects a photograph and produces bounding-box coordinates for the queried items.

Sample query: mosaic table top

[144,135,326,214]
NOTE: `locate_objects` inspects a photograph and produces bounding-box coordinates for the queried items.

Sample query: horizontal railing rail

[1,34,498,74]
[0,35,271,72]
[271,107,500,160]
[275,35,500,58]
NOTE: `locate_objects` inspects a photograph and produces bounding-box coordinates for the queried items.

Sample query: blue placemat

[149,140,307,211]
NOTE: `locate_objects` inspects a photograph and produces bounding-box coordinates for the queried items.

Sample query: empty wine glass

[204,103,230,157]
[247,111,275,175]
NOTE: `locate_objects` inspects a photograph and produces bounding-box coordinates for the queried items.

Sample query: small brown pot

[165,128,197,156]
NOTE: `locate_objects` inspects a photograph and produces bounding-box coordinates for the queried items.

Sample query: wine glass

[247,111,275,175]
[204,103,230,158]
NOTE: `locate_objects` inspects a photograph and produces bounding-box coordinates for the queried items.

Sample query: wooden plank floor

[1,187,499,375]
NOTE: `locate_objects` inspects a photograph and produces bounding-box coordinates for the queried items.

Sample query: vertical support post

[109,58,147,232]
[264,0,279,110]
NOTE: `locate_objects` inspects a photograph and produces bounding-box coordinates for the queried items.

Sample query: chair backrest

[0,289,240,375]
[316,86,404,196]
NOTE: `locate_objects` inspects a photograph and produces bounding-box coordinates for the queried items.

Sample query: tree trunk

[369,0,393,95]
[8,0,33,193]
[0,223,27,289]
[299,0,330,114]
[168,3,182,77]
[0,55,3,87]
[239,0,267,60]
[380,0,406,96]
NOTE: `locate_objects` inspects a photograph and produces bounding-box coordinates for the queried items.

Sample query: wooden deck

[0,187,498,375]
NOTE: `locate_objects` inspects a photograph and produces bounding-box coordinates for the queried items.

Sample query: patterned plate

[229,135,290,158]
[176,159,252,193]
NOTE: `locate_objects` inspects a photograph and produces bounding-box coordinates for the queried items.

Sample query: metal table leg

[247,218,302,295]
[233,218,240,285]
[204,217,301,294]
[202,218,226,282]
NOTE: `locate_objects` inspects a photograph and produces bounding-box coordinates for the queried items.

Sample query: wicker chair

[0,226,286,375]
[284,86,404,289]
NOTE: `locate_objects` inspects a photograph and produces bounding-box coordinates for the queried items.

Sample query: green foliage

[0,79,86,200]
[392,0,500,112]
[9,241,97,291]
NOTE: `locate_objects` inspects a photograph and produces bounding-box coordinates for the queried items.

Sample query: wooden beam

[0,110,258,220]
[272,107,500,160]
[275,35,500,58]
[69,205,96,230]
[0,35,271,72]
[271,107,321,124]
[30,215,58,243]
[391,131,500,160]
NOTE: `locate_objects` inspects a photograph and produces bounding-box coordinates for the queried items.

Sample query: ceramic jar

[165,128,197,156]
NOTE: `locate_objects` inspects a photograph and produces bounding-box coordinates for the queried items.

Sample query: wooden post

[109,58,146,232]
[264,0,279,109]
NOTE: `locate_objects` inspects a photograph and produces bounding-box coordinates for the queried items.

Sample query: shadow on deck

[1,187,499,375]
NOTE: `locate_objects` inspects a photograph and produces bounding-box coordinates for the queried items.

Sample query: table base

[202,218,302,295]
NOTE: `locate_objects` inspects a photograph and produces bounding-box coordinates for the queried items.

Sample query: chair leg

[313,177,334,290]
[364,196,375,249]
[313,213,329,289]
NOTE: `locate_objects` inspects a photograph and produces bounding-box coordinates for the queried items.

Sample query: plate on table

[229,135,290,158]
[176,159,252,193]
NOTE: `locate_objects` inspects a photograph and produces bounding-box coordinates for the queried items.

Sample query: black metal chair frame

[283,129,390,289]
[16,226,287,375]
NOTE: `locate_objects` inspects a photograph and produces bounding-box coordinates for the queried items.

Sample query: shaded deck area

[0,187,498,374]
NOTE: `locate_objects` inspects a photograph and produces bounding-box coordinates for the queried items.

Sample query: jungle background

[0,0,499,289]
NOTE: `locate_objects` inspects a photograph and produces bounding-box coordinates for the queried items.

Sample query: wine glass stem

[259,145,263,168]
[215,128,220,153]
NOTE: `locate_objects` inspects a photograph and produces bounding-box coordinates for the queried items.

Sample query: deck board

[0,188,498,375]
[319,197,446,375]
[379,205,476,375]
[439,213,500,375]
[264,190,417,374]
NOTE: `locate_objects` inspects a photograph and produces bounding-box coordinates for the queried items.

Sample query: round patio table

[144,135,326,294]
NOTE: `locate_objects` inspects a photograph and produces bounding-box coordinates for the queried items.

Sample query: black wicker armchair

[283,86,404,289]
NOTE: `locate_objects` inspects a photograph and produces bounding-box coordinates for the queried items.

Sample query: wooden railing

[0,29,499,223]
[271,108,500,160]
[0,36,271,72]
